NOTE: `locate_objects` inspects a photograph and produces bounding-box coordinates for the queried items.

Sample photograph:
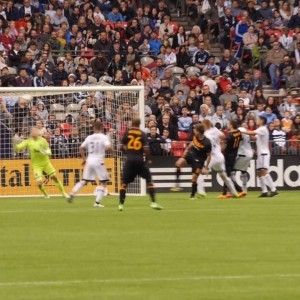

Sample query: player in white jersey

[69,121,112,206]
[232,122,254,193]
[197,120,239,198]
[242,116,278,197]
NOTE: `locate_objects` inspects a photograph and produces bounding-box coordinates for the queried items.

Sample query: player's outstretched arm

[15,140,28,152]
[242,130,257,136]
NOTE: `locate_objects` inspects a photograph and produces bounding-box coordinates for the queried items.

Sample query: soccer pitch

[1,191,300,300]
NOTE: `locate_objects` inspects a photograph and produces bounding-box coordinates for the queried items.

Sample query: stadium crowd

[0,0,299,159]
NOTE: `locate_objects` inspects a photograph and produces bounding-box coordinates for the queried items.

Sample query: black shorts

[122,160,152,184]
[224,154,237,175]
[184,152,205,175]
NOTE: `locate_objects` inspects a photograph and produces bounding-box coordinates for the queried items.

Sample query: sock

[176,167,181,185]
[259,176,268,193]
[147,183,156,202]
[197,174,205,194]
[224,177,238,195]
[264,174,276,192]
[38,185,48,197]
[222,183,227,195]
[119,185,126,205]
[95,186,105,203]
[241,172,248,192]
[230,172,242,193]
[191,182,197,197]
[71,180,86,195]
[53,177,67,195]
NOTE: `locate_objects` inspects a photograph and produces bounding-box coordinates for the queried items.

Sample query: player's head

[30,126,40,138]
[94,120,103,132]
[258,116,267,126]
[132,118,141,128]
[202,119,212,131]
[193,123,205,136]
[229,120,239,130]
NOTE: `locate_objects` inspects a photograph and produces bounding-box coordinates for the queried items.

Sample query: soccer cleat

[218,194,229,199]
[259,192,269,198]
[232,193,240,198]
[44,195,50,199]
[196,192,207,199]
[150,202,163,210]
[94,202,104,208]
[269,190,279,197]
[238,191,247,197]
[118,204,124,211]
[170,186,182,192]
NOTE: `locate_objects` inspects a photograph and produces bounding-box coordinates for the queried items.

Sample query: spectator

[279,95,297,117]
[239,72,254,93]
[50,127,69,159]
[178,107,192,132]
[212,106,229,130]
[219,49,238,73]
[219,8,237,50]
[288,7,300,29]
[51,7,69,30]
[16,68,32,87]
[161,128,172,156]
[159,15,174,42]
[157,113,179,140]
[174,75,190,101]
[108,6,124,23]
[68,127,81,158]
[147,126,165,156]
[35,101,48,122]
[53,61,68,86]
[262,106,277,125]
[266,42,287,84]
[219,84,238,107]
[7,41,22,69]
[172,26,187,49]
[176,45,190,69]
[270,118,287,154]
[192,41,210,72]
[199,104,212,122]
[219,71,232,93]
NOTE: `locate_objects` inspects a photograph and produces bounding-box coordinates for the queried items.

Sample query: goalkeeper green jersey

[15,137,52,167]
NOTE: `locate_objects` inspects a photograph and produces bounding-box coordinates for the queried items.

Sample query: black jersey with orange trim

[121,128,148,161]
[224,130,242,157]
[190,135,212,161]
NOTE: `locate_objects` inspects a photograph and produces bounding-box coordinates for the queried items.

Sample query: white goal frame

[0,85,146,197]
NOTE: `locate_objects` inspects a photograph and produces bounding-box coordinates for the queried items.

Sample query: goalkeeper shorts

[33,163,56,182]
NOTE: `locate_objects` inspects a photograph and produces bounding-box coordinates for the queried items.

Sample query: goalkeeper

[15,127,70,199]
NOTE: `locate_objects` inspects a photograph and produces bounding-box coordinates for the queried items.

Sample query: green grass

[1,191,300,300]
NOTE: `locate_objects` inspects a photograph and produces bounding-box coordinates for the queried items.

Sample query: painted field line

[1,273,300,287]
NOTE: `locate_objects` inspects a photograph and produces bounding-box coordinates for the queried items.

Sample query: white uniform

[255,126,270,170]
[81,133,111,181]
[234,127,253,171]
[205,127,225,172]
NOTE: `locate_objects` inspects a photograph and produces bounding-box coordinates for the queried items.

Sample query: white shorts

[256,153,270,170]
[83,160,110,182]
[234,155,252,172]
[209,153,225,172]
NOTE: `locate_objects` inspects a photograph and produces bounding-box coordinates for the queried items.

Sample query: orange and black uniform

[121,128,152,184]
[185,135,212,174]
[224,130,242,176]
[223,129,242,194]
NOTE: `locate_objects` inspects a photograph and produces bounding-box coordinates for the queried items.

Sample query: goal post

[0,85,146,197]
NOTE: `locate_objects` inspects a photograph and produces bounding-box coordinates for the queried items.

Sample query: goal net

[0,85,145,197]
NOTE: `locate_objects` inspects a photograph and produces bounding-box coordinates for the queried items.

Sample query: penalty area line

[1,273,300,287]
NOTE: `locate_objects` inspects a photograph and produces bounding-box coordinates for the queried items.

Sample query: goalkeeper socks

[147,184,156,202]
[264,174,276,192]
[258,176,268,193]
[191,182,197,197]
[241,172,248,192]
[38,185,48,197]
[71,181,86,195]
[53,178,67,195]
